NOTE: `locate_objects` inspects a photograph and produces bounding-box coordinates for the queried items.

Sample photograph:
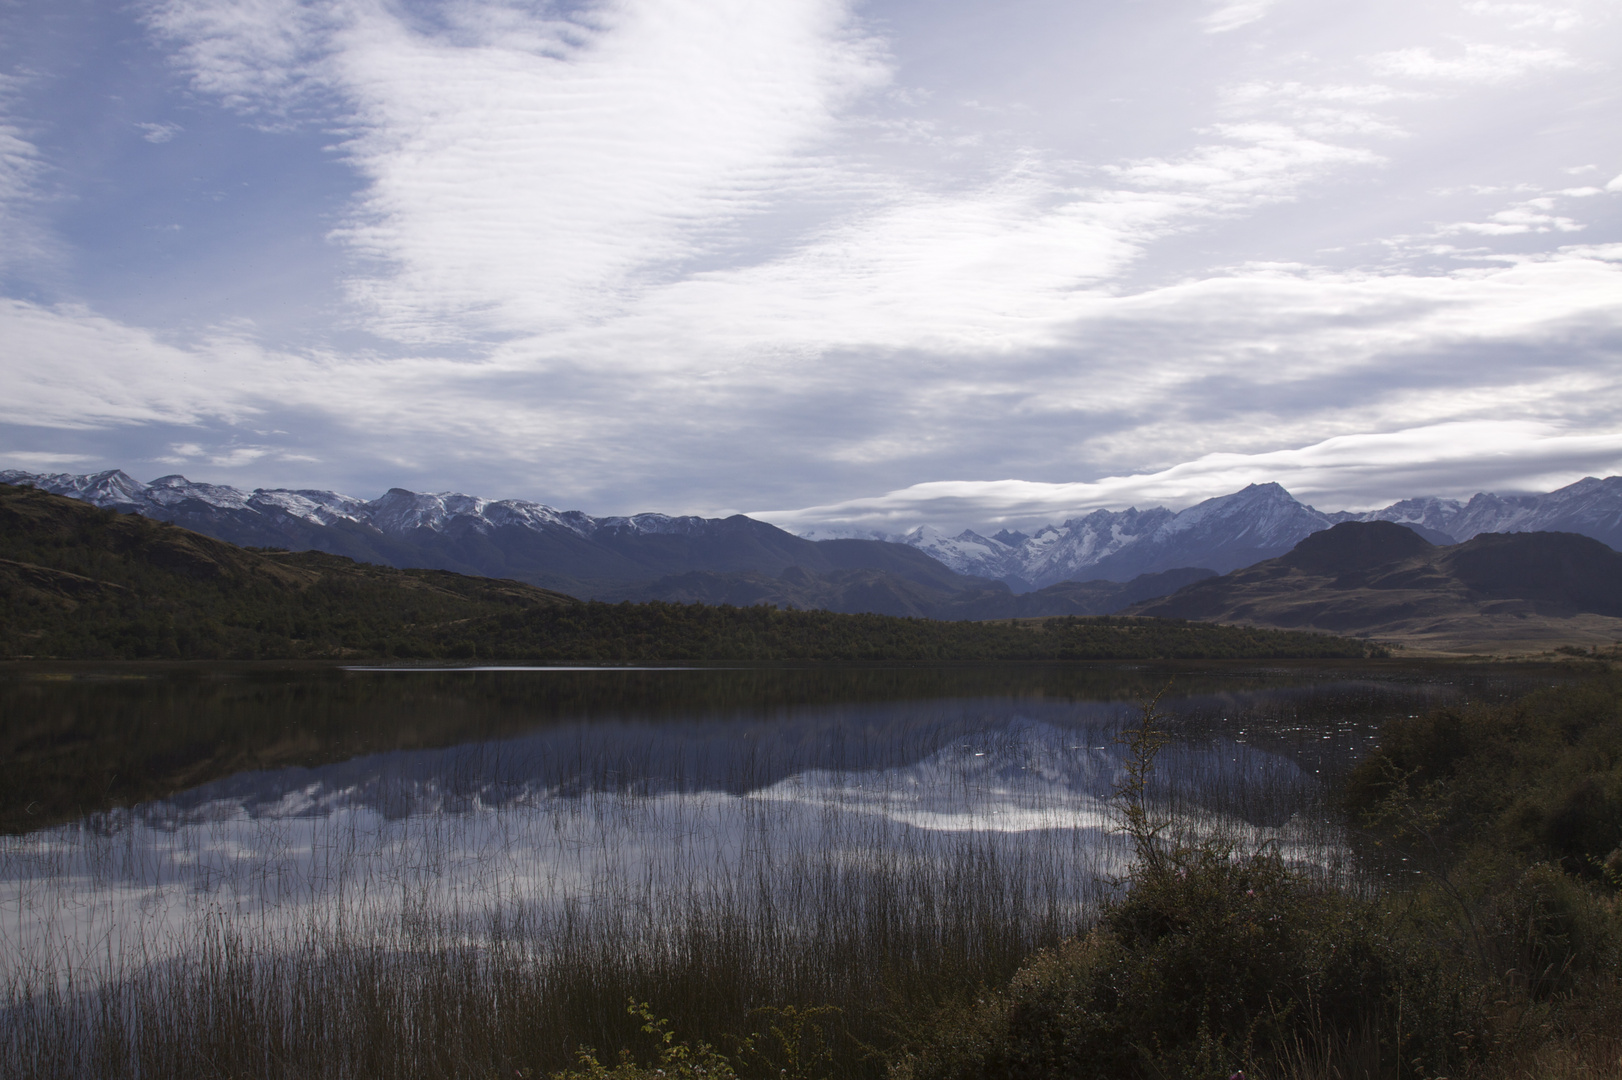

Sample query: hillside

[607,565,1217,619]
[0,469,1220,616]
[0,468,991,599]
[0,482,580,661]
[1127,520,1622,654]
[0,483,1381,662]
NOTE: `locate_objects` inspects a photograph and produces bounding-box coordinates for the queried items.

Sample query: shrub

[892,699,1480,1080]
[891,841,1480,1080]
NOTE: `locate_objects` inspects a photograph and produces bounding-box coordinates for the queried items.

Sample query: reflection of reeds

[1,712,1349,1080]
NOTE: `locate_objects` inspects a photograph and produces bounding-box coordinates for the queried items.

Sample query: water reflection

[0,667,1476,998]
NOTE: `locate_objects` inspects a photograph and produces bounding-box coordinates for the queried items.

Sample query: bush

[550,1002,842,1080]
[892,700,1481,1080]
[891,842,1478,1080]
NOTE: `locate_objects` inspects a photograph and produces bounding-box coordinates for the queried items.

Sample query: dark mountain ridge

[624,565,1220,620]
[1127,522,1622,649]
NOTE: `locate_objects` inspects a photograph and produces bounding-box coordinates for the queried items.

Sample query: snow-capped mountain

[1347,475,1622,547]
[6,468,1619,598]
[0,469,730,542]
[0,469,974,598]
[897,484,1334,588]
[887,477,1622,589]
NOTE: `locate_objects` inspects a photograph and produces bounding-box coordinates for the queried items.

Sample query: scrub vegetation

[881,675,1622,1080]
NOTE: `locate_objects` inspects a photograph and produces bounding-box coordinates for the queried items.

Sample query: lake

[0,661,1543,1079]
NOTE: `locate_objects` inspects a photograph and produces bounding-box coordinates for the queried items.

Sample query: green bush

[891,842,1474,1080]
[892,702,1483,1080]
[548,1002,842,1080]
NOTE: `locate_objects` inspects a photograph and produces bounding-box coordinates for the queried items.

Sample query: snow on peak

[142,475,255,511]
[8,468,1620,585]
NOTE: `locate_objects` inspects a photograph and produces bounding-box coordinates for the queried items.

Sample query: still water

[0,662,1510,1003]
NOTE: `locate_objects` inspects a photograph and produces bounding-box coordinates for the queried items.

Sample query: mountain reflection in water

[1,665,1490,997]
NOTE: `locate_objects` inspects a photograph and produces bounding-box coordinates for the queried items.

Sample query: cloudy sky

[2,0,1620,530]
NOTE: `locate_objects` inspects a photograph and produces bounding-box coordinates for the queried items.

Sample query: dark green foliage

[1345,674,1622,879]
[459,607,1381,664]
[892,703,1475,1080]
[897,677,1622,1080]
[1343,674,1622,1017]
[0,483,1383,662]
[894,848,1471,1080]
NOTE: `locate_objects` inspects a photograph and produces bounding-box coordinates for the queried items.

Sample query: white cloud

[144,0,346,122]
[1201,0,1283,34]
[3,0,1619,514]
[1434,185,1604,237]
[0,76,53,277]
[135,121,184,143]
[1370,42,1577,83]
[284,0,889,342]
[0,299,296,428]
[1463,2,1585,33]
[0,450,98,469]
[5,234,1621,513]
[1107,123,1383,203]
[527,173,1180,364]
[137,0,1409,360]
[1447,206,1583,235]
[754,423,1622,533]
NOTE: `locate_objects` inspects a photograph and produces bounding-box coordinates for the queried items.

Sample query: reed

[1,699,1348,1080]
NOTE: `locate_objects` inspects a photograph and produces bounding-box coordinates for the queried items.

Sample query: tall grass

[0,695,1350,1080]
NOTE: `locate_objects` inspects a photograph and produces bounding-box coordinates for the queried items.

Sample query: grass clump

[554,1002,844,1080]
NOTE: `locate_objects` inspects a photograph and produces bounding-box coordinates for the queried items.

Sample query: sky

[2,0,1620,532]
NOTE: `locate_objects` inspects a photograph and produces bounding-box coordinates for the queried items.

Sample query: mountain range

[0,470,1041,617]
[872,475,1622,588]
[1124,520,1622,655]
[5,468,1620,617]
[0,481,1377,683]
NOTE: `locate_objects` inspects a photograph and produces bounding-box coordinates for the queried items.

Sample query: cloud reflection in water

[1,700,1335,992]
